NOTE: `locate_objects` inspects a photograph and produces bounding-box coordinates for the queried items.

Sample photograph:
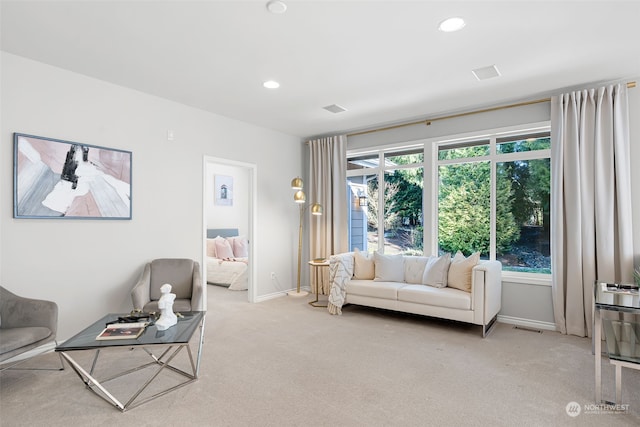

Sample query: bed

[206,228,249,291]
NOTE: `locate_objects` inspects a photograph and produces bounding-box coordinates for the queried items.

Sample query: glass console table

[593,281,639,404]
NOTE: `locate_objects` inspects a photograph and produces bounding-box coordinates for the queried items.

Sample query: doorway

[203,156,257,302]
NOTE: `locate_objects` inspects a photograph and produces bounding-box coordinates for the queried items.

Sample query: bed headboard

[207,228,239,238]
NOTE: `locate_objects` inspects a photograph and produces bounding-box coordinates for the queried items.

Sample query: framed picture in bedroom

[214,174,233,206]
[13,133,132,219]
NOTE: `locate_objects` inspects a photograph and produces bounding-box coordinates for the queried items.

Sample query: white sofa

[327,252,502,337]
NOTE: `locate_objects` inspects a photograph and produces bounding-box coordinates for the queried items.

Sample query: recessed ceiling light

[263,80,280,89]
[438,17,465,32]
[266,1,287,14]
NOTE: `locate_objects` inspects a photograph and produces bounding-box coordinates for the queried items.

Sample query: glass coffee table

[56,311,205,412]
[593,281,639,404]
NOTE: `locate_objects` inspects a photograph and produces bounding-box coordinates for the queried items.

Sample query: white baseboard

[255,287,311,303]
[497,315,557,332]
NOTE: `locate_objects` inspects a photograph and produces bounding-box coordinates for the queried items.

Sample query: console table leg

[615,364,622,404]
[594,308,602,403]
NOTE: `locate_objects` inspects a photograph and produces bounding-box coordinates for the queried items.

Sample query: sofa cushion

[448,251,480,292]
[0,327,52,356]
[422,253,451,288]
[353,248,375,280]
[346,280,405,300]
[404,256,430,284]
[373,252,404,282]
[397,285,471,310]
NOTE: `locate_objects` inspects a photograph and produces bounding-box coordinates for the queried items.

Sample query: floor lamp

[288,177,322,297]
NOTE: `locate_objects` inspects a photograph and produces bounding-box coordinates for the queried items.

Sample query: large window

[347,148,423,255]
[347,124,551,275]
[438,131,551,274]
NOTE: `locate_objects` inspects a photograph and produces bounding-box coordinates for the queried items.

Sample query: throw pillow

[214,236,235,259]
[447,251,480,292]
[421,253,451,288]
[206,239,217,258]
[227,235,249,258]
[373,252,404,282]
[404,256,430,284]
[353,248,375,279]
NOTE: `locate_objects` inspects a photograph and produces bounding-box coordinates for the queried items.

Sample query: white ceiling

[2,1,640,139]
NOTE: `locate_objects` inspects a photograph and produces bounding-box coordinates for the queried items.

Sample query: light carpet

[1,284,639,426]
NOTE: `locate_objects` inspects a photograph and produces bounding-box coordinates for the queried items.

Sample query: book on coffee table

[96,322,148,340]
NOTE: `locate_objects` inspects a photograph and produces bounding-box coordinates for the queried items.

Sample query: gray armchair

[0,286,62,370]
[131,258,204,313]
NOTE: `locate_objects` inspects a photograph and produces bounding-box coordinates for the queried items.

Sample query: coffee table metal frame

[56,311,206,412]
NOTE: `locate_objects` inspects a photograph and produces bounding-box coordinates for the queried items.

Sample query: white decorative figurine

[155,283,177,330]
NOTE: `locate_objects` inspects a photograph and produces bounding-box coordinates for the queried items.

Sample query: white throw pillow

[447,251,480,292]
[353,248,375,280]
[227,236,249,258]
[373,252,404,282]
[206,239,217,258]
[214,236,235,259]
[421,253,451,288]
[404,256,430,284]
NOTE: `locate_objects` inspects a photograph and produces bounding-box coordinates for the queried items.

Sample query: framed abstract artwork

[214,174,233,206]
[13,133,132,219]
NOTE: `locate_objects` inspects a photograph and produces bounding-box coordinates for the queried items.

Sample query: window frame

[346,121,551,283]
[347,144,425,254]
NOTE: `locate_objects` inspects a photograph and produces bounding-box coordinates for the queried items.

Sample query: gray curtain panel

[551,83,633,337]
[308,135,349,294]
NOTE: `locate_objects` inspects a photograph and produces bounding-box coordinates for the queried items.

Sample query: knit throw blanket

[327,253,354,315]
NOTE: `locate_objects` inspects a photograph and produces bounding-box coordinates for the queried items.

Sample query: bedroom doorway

[203,156,257,303]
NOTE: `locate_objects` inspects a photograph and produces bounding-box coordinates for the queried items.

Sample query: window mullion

[490,137,497,261]
[378,152,385,253]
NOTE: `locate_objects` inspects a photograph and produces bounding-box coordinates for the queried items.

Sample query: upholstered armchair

[0,286,61,370]
[131,258,204,313]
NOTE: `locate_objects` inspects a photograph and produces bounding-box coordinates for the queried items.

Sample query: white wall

[0,53,303,340]
[346,80,640,329]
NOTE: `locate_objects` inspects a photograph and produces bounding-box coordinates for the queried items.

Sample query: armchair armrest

[0,287,58,335]
[131,263,152,311]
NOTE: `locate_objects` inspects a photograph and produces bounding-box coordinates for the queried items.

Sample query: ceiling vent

[323,104,348,114]
[472,65,501,81]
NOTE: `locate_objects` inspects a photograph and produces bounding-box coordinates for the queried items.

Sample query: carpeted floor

[1,284,639,426]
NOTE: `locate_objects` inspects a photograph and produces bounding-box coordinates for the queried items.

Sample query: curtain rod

[346,81,636,138]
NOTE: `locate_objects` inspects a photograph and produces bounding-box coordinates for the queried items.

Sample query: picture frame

[13,133,132,219]
[214,174,233,206]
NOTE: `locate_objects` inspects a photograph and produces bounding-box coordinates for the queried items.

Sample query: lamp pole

[288,177,322,297]
[296,203,304,294]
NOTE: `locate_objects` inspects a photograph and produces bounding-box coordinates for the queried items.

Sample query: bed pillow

[227,236,249,258]
[353,248,375,279]
[421,253,451,288]
[206,239,217,258]
[214,236,235,259]
[447,251,480,292]
[404,256,430,284]
[373,252,404,282]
